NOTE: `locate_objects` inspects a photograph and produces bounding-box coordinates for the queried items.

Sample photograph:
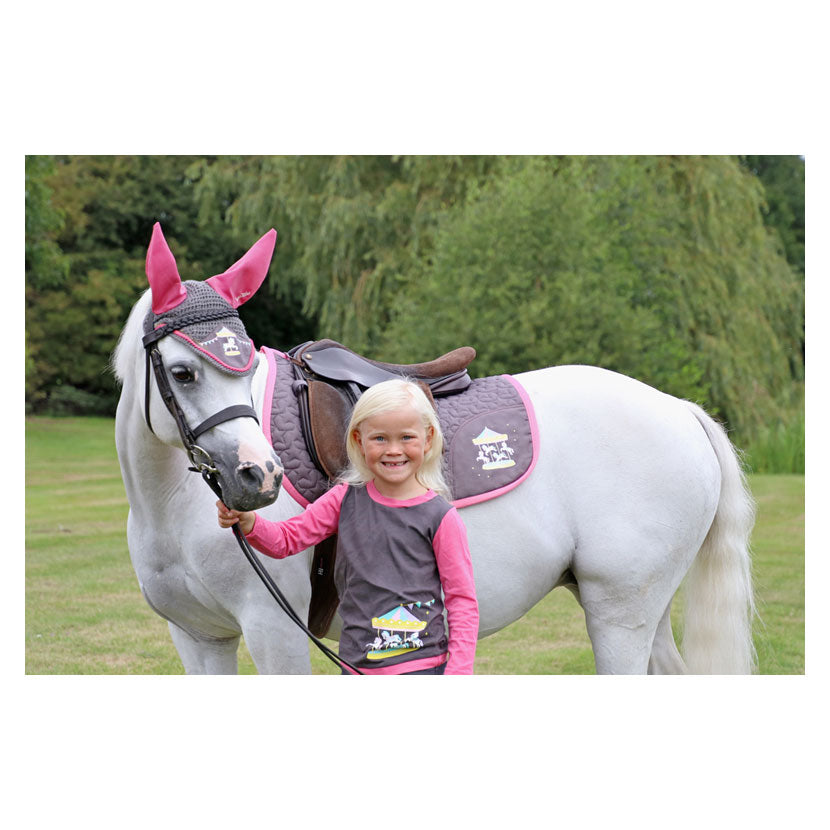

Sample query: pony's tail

[681,402,757,674]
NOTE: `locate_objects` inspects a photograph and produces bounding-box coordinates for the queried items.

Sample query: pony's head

[135,223,283,511]
[144,222,276,374]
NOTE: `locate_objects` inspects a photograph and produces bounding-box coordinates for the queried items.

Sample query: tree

[26,156,229,412]
[740,155,804,277]
[25,156,69,290]
[25,155,319,413]
[26,156,70,409]
[380,156,803,437]
[29,154,802,439]
[190,155,500,352]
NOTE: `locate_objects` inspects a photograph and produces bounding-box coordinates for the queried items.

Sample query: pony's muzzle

[218,452,283,512]
[237,460,265,490]
[236,459,283,496]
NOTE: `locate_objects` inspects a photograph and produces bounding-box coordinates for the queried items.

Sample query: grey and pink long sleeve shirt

[245,481,479,674]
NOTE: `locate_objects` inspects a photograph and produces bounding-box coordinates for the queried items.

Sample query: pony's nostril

[237,461,265,490]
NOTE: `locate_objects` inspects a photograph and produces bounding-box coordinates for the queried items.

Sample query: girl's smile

[354,405,434,499]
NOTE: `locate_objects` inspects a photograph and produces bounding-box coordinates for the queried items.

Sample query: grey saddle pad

[260,347,539,508]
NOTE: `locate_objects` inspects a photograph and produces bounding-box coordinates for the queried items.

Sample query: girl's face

[353,404,434,499]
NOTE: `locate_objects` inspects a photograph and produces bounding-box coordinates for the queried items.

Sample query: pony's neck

[114,360,194,516]
[250,348,269,417]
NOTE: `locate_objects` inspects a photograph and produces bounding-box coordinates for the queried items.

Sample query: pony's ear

[206,229,277,308]
[146,223,187,314]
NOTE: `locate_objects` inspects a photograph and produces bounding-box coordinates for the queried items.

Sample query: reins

[143,323,363,675]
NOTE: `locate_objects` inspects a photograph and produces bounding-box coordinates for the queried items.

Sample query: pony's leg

[578,581,658,674]
[582,616,654,674]
[168,622,240,675]
[560,581,651,675]
[647,601,688,675]
[239,610,312,674]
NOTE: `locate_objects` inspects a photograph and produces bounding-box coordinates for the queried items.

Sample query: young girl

[216,378,479,675]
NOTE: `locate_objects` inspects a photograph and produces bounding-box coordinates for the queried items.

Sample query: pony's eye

[170,365,196,383]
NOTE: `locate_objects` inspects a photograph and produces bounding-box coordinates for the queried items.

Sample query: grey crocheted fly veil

[143,280,256,374]
[142,222,277,375]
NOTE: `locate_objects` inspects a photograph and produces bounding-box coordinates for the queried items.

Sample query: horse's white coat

[114,289,755,674]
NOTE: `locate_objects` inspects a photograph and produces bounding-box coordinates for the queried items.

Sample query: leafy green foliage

[381,156,802,437]
[26,263,147,411]
[742,408,805,474]
[26,155,804,448]
[740,155,805,277]
[190,155,499,350]
[25,156,69,290]
[24,156,315,413]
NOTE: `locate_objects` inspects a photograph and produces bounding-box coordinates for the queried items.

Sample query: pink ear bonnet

[143,223,277,374]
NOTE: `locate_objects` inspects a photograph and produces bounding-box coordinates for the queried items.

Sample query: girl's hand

[216,501,255,535]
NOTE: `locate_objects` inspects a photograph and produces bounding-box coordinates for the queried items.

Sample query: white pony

[113,225,756,674]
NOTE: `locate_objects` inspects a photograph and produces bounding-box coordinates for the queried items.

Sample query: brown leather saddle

[287,339,476,636]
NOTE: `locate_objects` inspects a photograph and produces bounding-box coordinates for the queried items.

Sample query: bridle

[141,308,260,476]
[141,314,363,674]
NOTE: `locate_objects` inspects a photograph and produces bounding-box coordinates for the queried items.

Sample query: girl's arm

[239,484,347,560]
[433,508,479,674]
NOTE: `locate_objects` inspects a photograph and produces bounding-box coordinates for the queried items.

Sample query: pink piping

[259,347,310,508]
[260,347,278,446]
[170,330,255,373]
[451,374,540,509]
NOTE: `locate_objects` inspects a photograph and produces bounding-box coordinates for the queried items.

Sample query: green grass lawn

[25,417,805,674]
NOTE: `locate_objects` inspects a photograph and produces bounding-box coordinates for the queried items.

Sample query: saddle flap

[308,379,352,479]
[305,346,401,388]
[308,535,340,638]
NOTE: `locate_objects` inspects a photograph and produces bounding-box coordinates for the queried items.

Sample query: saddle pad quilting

[260,347,538,508]
[261,347,329,506]
[436,375,538,507]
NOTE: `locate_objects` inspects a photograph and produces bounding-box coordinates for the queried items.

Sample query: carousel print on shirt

[364,600,436,660]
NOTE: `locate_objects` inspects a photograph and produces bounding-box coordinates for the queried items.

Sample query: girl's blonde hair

[340,378,451,499]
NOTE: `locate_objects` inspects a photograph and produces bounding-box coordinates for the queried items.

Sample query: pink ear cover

[146,223,188,314]
[206,229,277,308]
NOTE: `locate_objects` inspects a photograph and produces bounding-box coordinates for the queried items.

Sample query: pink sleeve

[245,484,347,559]
[433,508,479,674]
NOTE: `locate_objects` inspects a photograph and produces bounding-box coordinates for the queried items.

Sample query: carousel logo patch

[364,600,436,661]
[202,325,242,358]
[185,324,255,371]
[472,427,516,470]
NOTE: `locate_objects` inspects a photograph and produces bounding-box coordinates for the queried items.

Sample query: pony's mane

[112,288,152,384]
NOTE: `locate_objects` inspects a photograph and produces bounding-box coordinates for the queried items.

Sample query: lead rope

[199,469,364,674]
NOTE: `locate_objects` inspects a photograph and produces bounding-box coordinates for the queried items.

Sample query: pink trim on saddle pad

[450,375,540,509]
[259,347,311,508]
[260,346,279,448]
